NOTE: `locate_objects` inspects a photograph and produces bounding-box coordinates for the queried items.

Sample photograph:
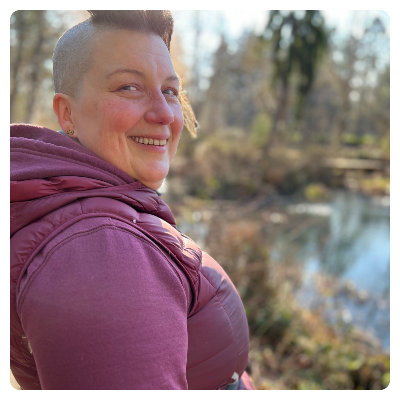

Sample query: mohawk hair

[87,10,174,50]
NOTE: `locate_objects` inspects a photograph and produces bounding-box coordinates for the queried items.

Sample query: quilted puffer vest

[10,195,249,390]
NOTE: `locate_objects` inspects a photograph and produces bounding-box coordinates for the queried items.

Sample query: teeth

[132,137,167,146]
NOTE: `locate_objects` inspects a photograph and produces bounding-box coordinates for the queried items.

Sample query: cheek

[169,113,183,160]
[172,104,184,139]
[100,99,142,133]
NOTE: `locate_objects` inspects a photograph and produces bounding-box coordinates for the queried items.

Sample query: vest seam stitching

[186,340,235,371]
[18,224,189,315]
[215,291,240,377]
[11,184,146,212]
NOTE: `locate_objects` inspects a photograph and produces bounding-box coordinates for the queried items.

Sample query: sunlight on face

[70,30,184,190]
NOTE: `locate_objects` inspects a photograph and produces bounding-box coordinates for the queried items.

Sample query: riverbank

[247,281,390,389]
[169,137,390,202]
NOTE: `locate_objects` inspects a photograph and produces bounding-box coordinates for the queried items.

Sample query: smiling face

[67,29,183,190]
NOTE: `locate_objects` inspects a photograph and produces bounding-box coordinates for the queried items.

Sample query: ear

[53,93,75,134]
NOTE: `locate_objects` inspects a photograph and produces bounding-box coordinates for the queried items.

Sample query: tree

[260,10,329,149]
[199,32,262,135]
[10,11,83,126]
[329,15,389,149]
[330,34,360,149]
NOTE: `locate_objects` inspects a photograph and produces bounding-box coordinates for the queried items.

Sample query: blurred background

[10,10,390,390]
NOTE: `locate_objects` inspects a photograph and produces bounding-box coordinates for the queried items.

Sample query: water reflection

[273,191,390,349]
[175,190,390,350]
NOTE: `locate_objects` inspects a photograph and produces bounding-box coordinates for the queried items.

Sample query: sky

[171,10,390,90]
[42,10,390,79]
[173,10,390,44]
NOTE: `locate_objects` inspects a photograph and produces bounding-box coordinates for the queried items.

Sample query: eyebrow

[106,68,180,84]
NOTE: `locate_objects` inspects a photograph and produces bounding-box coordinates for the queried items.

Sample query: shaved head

[53,19,96,98]
[53,11,174,98]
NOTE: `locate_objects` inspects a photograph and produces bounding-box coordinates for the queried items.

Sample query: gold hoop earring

[66,129,74,136]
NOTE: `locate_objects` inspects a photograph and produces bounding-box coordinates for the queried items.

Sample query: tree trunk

[25,11,45,123]
[10,11,26,122]
[189,11,202,116]
[332,80,352,150]
[330,36,359,151]
[265,78,289,153]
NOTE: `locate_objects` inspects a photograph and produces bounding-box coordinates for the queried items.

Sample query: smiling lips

[131,136,167,146]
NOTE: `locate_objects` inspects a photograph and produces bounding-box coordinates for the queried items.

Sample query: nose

[144,92,175,126]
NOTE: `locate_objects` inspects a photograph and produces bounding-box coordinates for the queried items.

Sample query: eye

[120,85,137,91]
[163,88,179,96]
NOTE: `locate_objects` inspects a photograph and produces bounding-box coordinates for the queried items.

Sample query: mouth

[129,136,168,146]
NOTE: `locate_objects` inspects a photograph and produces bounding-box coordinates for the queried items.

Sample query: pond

[174,189,390,351]
[270,191,390,350]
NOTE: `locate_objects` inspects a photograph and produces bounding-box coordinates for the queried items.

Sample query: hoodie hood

[10,124,176,236]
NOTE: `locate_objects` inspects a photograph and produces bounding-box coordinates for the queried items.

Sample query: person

[10,10,254,390]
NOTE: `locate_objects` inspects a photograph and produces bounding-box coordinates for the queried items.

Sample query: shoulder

[17,214,192,316]
[15,214,191,389]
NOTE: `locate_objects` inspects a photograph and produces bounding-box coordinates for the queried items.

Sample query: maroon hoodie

[10,124,253,390]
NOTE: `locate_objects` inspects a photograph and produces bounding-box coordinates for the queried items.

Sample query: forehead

[90,29,174,77]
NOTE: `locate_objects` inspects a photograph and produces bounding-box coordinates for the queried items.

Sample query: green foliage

[304,182,329,201]
[291,131,303,143]
[382,372,390,388]
[248,287,390,389]
[250,113,271,146]
[380,135,390,155]
[361,134,376,146]
[358,176,390,196]
[342,133,362,146]
[297,381,322,390]
[263,10,329,121]
[180,130,270,199]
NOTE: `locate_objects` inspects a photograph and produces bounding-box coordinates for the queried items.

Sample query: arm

[18,224,189,389]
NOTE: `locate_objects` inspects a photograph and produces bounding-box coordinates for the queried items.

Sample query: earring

[66,129,74,135]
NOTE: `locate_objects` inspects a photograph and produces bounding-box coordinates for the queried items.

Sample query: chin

[144,179,164,191]
[136,163,169,190]
[138,173,168,191]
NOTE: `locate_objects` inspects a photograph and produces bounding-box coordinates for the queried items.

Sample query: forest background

[10,10,390,390]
